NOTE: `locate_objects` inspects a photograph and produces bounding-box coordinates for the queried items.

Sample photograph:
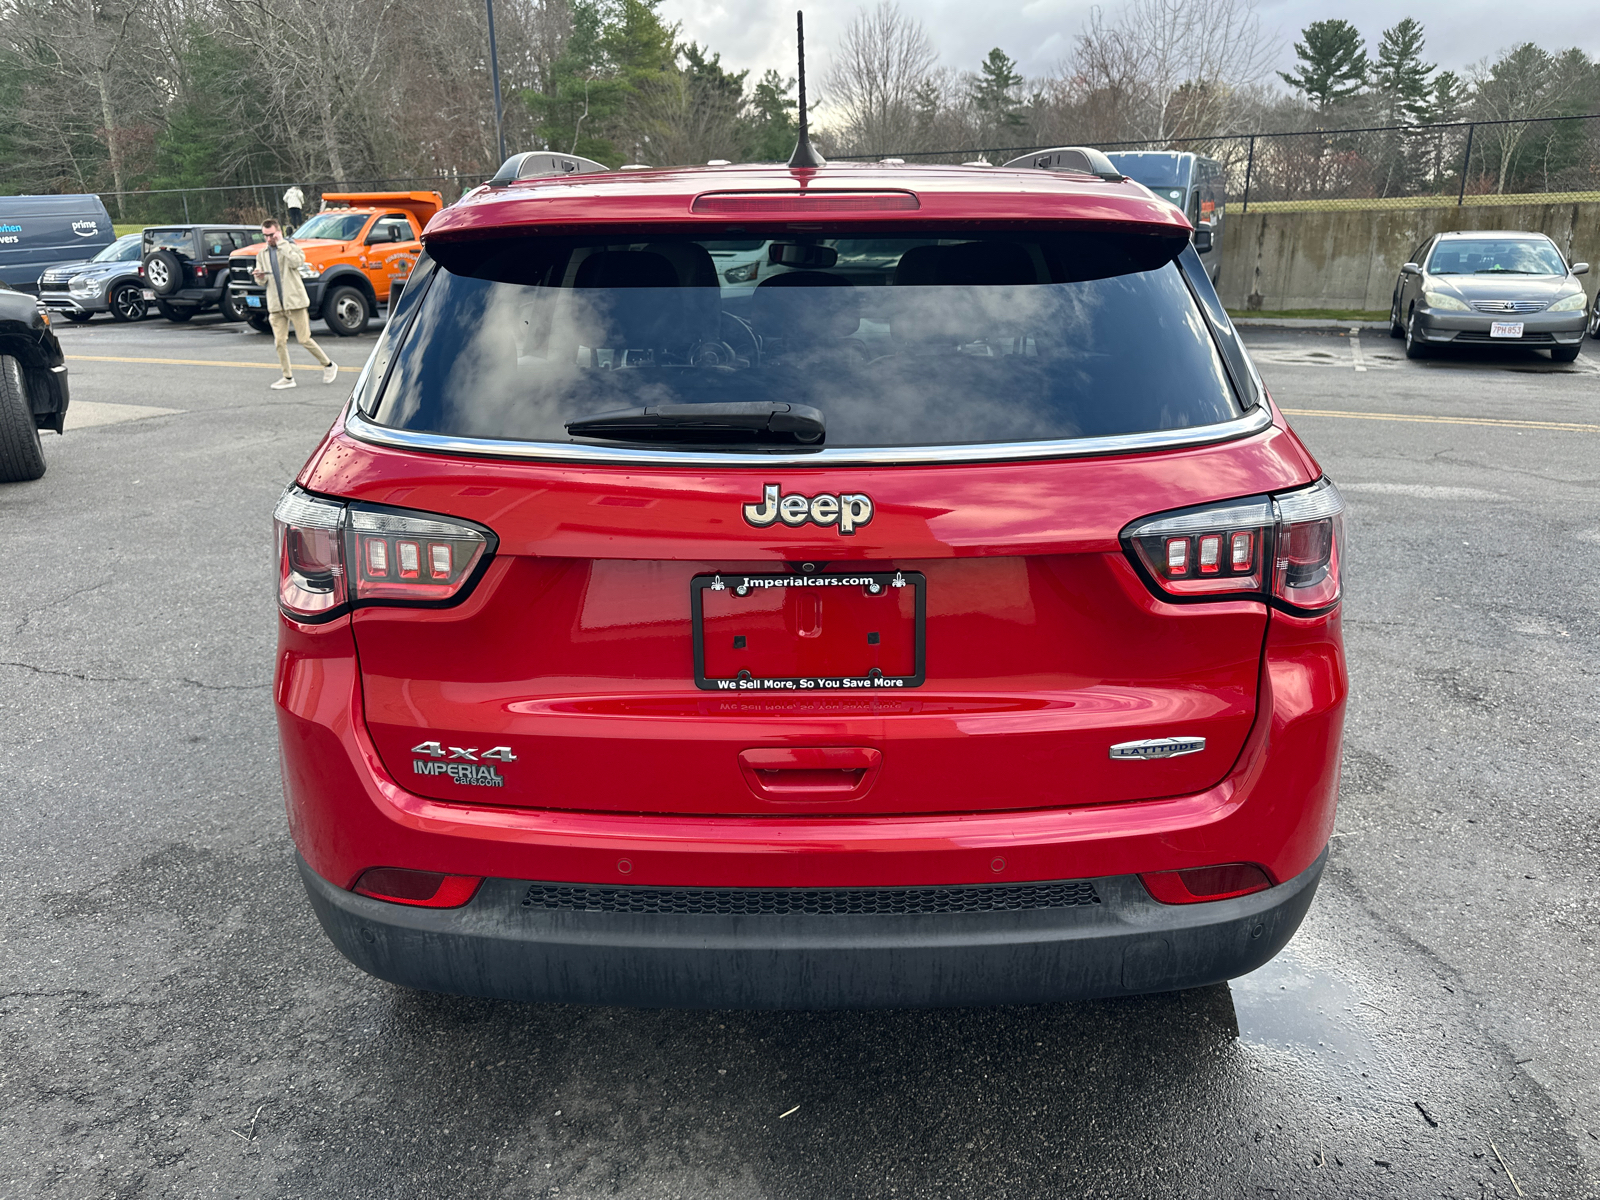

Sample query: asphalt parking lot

[3,313,1598,1198]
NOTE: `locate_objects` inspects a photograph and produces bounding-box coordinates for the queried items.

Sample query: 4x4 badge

[743,484,873,535]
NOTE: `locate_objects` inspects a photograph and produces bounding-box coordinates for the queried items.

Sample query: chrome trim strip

[343,404,1274,469]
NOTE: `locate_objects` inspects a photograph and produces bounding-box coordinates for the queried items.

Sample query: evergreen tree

[744,70,797,161]
[970,48,1025,129]
[1427,69,1468,123]
[1372,18,1434,124]
[526,0,630,164]
[1278,20,1368,110]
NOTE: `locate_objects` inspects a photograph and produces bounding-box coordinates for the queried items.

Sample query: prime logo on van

[742,484,874,535]
[71,220,100,237]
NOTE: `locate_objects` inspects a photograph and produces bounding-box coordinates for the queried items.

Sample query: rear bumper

[148,286,224,307]
[298,846,1326,1009]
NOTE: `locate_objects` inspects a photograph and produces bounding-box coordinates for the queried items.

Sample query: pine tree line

[1,0,1596,216]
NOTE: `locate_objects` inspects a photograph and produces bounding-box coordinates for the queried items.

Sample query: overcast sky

[663,0,1600,108]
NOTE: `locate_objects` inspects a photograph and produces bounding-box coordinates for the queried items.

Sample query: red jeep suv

[274,162,1346,1009]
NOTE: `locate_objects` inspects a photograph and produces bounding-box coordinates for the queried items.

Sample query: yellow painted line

[1280,407,1600,433]
[67,354,359,373]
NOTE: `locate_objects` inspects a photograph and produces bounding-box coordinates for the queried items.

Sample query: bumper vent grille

[1455,330,1556,344]
[521,879,1101,916]
[1470,300,1546,314]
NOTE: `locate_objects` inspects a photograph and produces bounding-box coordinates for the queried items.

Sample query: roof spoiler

[1001,147,1124,182]
[487,152,610,187]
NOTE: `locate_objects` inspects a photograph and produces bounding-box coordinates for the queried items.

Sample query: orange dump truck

[227,191,442,335]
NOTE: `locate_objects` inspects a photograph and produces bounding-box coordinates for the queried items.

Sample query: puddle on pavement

[1229,947,1382,1066]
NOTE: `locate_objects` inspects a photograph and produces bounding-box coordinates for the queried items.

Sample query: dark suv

[141,226,265,323]
[0,277,69,481]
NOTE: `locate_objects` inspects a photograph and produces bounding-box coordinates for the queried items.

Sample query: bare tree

[822,1,937,155]
[1068,0,1278,144]
[1468,44,1580,193]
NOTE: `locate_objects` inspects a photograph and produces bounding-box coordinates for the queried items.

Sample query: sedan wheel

[61,311,94,323]
[109,282,148,322]
[1389,295,1404,339]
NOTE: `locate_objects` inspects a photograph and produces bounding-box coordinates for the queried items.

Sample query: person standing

[283,185,305,233]
[252,219,338,391]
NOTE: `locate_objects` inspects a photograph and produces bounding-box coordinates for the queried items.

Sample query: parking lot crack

[0,661,268,690]
[0,660,146,685]
[11,577,115,636]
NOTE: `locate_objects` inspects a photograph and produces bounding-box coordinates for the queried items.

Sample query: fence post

[183,193,191,223]
[1457,123,1474,207]
[1241,135,1255,214]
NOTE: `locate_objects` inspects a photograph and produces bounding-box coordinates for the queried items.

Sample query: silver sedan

[1389,231,1589,362]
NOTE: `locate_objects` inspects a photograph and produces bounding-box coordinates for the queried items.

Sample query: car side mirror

[1572,262,1590,276]
[1400,262,1421,276]
[1192,227,1213,253]
[365,228,392,245]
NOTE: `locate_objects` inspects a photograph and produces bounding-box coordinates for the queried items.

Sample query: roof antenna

[787,11,826,169]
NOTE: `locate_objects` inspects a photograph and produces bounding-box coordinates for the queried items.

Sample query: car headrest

[892,242,1041,286]
[750,272,860,343]
[573,250,679,289]
[642,242,719,288]
[566,249,717,350]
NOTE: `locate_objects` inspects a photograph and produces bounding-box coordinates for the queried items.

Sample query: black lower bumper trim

[297,848,1327,1010]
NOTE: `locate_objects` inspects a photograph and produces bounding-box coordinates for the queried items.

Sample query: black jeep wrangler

[140,226,265,323]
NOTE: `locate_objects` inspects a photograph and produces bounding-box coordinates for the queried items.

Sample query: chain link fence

[837,113,1600,212]
[26,114,1598,225]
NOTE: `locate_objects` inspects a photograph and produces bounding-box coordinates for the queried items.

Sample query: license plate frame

[141,289,156,300]
[1490,321,1524,338]
[691,570,926,692]
[245,294,262,308]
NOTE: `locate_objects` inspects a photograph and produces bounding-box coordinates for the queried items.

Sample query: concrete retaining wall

[1216,202,1600,313]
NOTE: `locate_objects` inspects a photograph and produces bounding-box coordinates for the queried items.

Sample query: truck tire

[109,281,148,322]
[247,313,272,334]
[322,285,371,336]
[0,354,47,483]
[143,250,184,297]
[156,301,195,323]
[218,287,247,322]
[62,310,93,323]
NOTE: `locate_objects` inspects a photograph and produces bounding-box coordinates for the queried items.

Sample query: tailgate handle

[738,747,882,801]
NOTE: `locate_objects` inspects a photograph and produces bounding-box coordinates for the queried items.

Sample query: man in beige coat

[253,219,338,390]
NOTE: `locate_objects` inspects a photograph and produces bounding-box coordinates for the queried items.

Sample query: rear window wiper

[567,402,825,446]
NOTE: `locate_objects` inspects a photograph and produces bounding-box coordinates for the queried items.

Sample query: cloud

[661,0,1600,98]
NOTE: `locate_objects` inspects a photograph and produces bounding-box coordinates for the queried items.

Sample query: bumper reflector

[353,867,483,908]
[1139,863,1272,905]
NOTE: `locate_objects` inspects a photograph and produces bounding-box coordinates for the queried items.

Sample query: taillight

[1122,478,1344,613]
[275,490,346,619]
[272,486,495,622]
[353,867,482,908]
[348,508,489,603]
[1272,479,1344,612]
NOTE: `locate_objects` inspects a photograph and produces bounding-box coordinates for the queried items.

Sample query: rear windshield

[1427,239,1566,275]
[1108,156,1187,188]
[369,230,1243,451]
[145,229,198,256]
